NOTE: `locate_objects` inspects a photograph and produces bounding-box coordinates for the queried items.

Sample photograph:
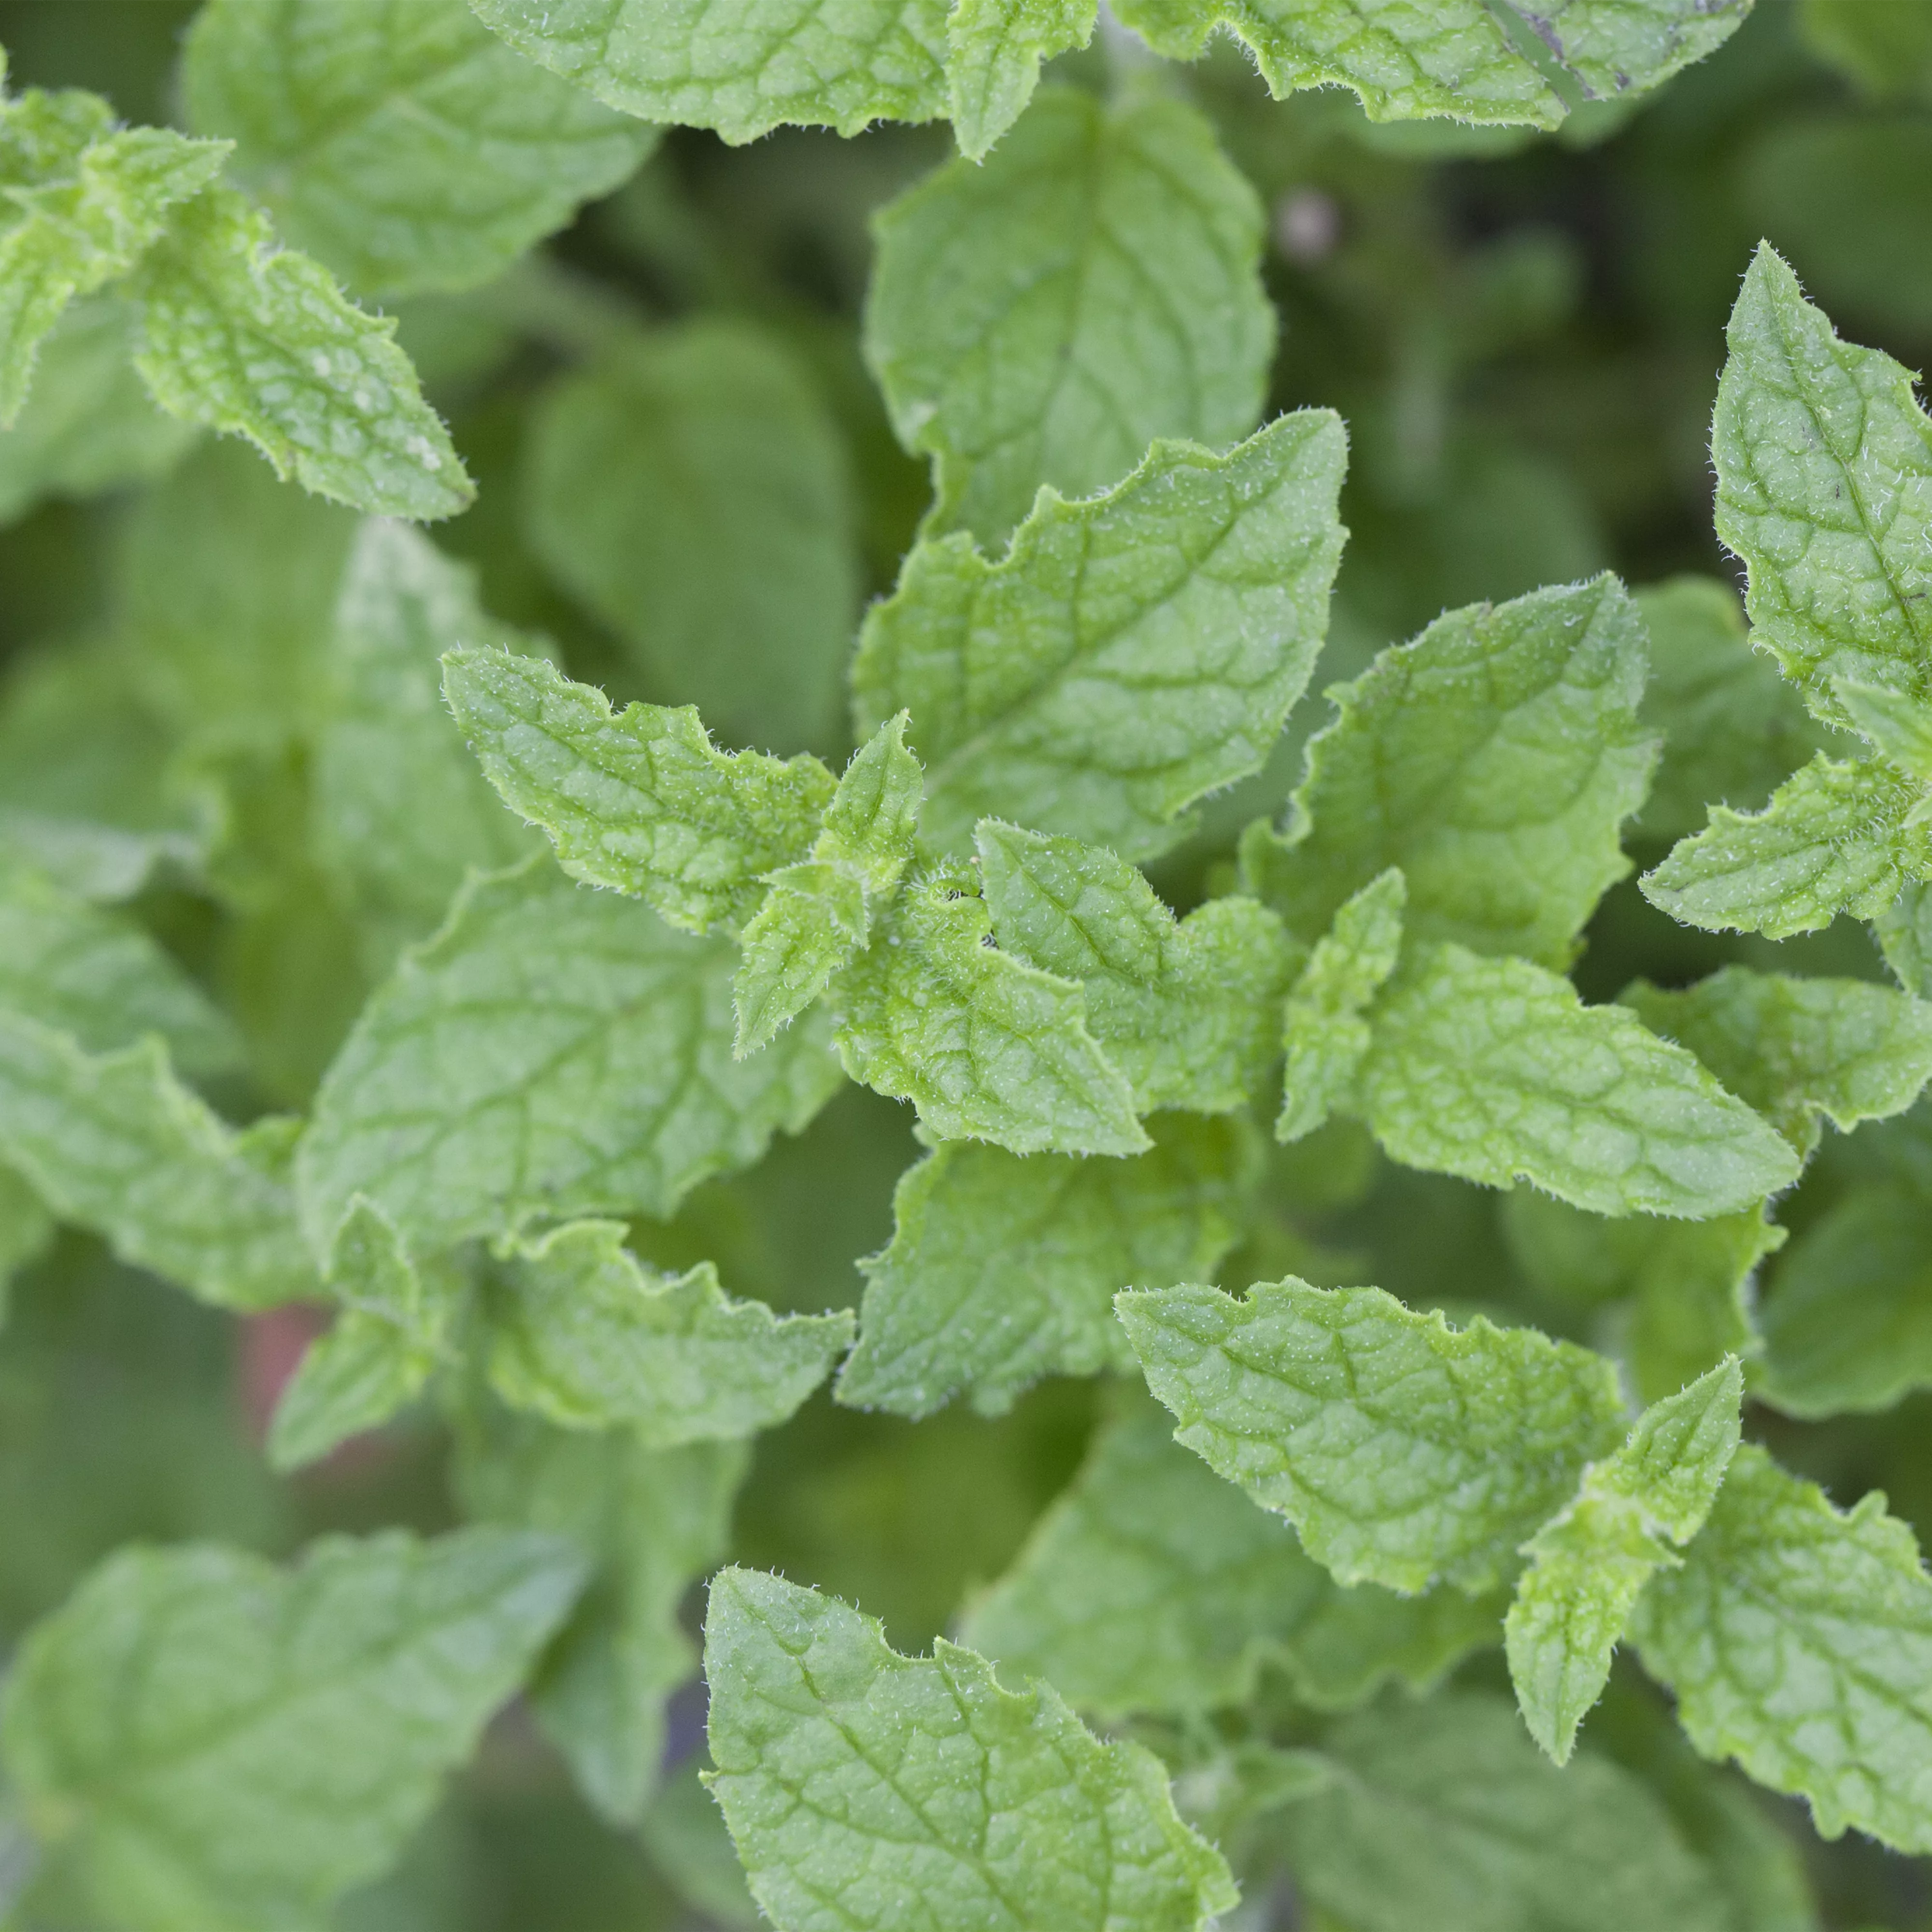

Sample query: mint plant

[4,0,1932,1925]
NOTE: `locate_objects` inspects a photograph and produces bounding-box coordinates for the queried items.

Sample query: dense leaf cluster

[3,0,1932,1927]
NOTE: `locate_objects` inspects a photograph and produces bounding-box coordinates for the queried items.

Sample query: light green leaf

[267,1198,458,1471]
[977,821,1296,1114]
[298,857,843,1257]
[1631,1444,1932,1853]
[1643,752,1928,938]
[184,0,656,298]
[1277,1692,1737,1932]
[442,648,835,934]
[312,521,542,968]
[0,1528,587,1932]
[836,1114,1253,1419]
[1503,1192,1783,1405]
[484,1217,851,1438]
[831,862,1148,1156]
[1877,876,1932,996]
[703,1566,1237,1930]
[853,412,1347,859]
[866,87,1270,546]
[1360,942,1802,1218]
[0,864,239,1076]
[1506,1358,1743,1764]
[524,321,858,753]
[1633,574,1837,845]
[1757,1183,1932,1418]
[455,1404,745,1826]
[469,0,951,142]
[945,0,1095,160]
[0,88,229,424]
[1710,244,1932,726]
[1278,867,1404,1142]
[1832,673,1932,785]
[733,713,922,1055]
[1117,1278,1628,1593]
[0,1014,317,1311]
[0,298,196,524]
[1622,966,1932,1157]
[130,185,471,520]
[963,1390,1500,1719]
[1242,575,1655,967]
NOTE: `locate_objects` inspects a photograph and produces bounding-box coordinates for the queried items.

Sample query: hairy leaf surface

[977,822,1296,1114]
[298,858,842,1256]
[485,1218,851,1438]
[1631,1444,1932,1853]
[853,414,1347,859]
[1243,575,1655,966]
[866,87,1270,545]
[703,1567,1237,1931]
[836,1114,1253,1418]
[443,648,834,933]
[1360,943,1802,1218]
[1118,1279,1628,1593]
[965,1392,1499,1719]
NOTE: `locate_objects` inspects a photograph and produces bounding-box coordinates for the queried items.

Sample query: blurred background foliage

[3,0,1932,1925]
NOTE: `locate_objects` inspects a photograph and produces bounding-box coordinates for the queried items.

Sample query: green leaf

[0,864,239,1076]
[469,0,951,142]
[1117,1278,1629,1593]
[1831,673,1932,784]
[853,412,1348,859]
[1633,574,1837,845]
[1503,1192,1783,1405]
[1277,1692,1738,1932]
[945,0,1095,160]
[183,0,656,298]
[0,1015,317,1312]
[1621,966,1932,1157]
[312,521,543,968]
[1359,943,1803,1218]
[836,1114,1254,1419]
[703,1566,1237,1931]
[866,87,1271,546]
[130,185,471,520]
[1756,1182,1932,1417]
[963,1389,1500,1719]
[0,1528,587,1932]
[1278,867,1404,1142]
[1876,876,1932,996]
[733,713,923,1055]
[977,821,1296,1114]
[267,1198,458,1472]
[455,1404,745,1826]
[1643,752,1928,938]
[1710,244,1932,726]
[483,1217,852,1438]
[1242,575,1655,967]
[831,862,1148,1156]
[1630,1444,1932,1853]
[0,87,229,424]
[0,298,197,524]
[1506,1358,1743,1765]
[442,648,835,934]
[524,321,858,753]
[297,856,843,1257]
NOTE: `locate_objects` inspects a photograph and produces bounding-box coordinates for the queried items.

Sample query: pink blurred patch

[237,1306,396,1476]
